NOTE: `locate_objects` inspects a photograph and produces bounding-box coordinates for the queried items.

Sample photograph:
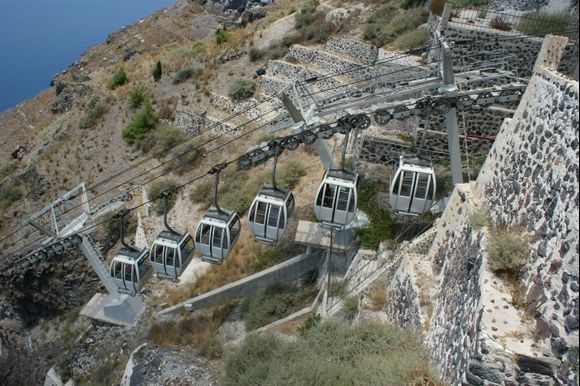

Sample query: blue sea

[0,0,176,112]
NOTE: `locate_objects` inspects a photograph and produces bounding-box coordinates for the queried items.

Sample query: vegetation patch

[228,79,256,102]
[122,102,158,144]
[342,295,359,320]
[294,0,336,44]
[224,320,441,385]
[392,27,429,50]
[469,208,488,230]
[489,16,511,31]
[356,180,395,249]
[240,283,317,331]
[152,60,162,82]
[129,87,146,109]
[172,67,199,85]
[79,98,108,129]
[487,227,529,278]
[515,12,570,36]
[0,179,24,213]
[192,41,207,55]
[0,160,18,180]
[147,178,179,215]
[215,27,232,45]
[106,67,128,90]
[364,5,428,48]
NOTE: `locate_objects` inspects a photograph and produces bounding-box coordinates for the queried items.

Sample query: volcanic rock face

[196,0,274,20]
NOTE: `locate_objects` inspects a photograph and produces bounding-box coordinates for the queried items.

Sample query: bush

[198,335,223,359]
[356,208,395,249]
[247,47,265,62]
[515,12,570,36]
[151,125,186,155]
[189,181,213,207]
[147,178,179,215]
[152,60,162,82]
[224,320,441,385]
[342,295,359,320]
[369,286,388,311]
[364,7,427,47]
[489,16,511,31]
[487,228,529,278]
[276,160,307,188]
[241,283,317,330]
[469,208,488,230]
[106,67,128,90]
[164,143,202,175]
[215,27,231,45]
[192,41,206,55]
[228,79,256,102]
[101,211,137,243]
[129,87,146,109]
[294,0,334,44]
[393,27,429,50]
[172,67,198,85]
[122,102,158,144]
[0,160,18,180]
[0,179,24,212]
[80,100,108,129]
[297,313,321,336]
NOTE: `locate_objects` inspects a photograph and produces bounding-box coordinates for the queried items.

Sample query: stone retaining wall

[325,37,378,65]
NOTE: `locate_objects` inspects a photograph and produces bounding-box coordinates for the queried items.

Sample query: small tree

[215,27,231,45]
[152,61,162,82]
[228,79,256,102]
[107,67,128,90]
[129,87,146,109]
[122,102,158,144]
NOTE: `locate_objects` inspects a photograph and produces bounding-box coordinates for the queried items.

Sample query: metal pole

[163,193,178,234]
[212,172,222,213]
[441,40,464,185]
[326,227,334,312]
[340,130,351,171]
[271,145,280,190]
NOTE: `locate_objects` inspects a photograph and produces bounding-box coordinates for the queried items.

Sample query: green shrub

[228,79,256,102]
[189,181,213,207]
[152,60,162,82]
[106,67,128,90]
[164,143,202,175]
[248,47,265,62]
[393,27,429,50]
[469,208,488,230]
[0,179,24,212]
[297,313,321,336]
[199,335,223,359]
[80,100,108,129]
[329,279,347,298]
[356,208,394,249]
[122,102,158,144]
[364,7,427,47]
[224,320,441,385]
[294,0,334,44]
[295,0,320,29]
[276,160,307,188]
[0,160,17,180]
[172,67,198,85]
[101,211,137,243]
[215,27,231,45]
[515,12,570,36]
[399,0,423,9]
[147,178,179,215]
[129,87,146,109]
[192,41,206,55]
[487,228,529,278]
[151,125,186,155]
[342,295,359,320]
[241,283,317,330]
[489,16,511,31]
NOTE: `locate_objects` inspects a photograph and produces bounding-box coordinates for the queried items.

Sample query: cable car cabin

[150,231,194,280]
[389,155,436,215]
[248,187,295,244]
[314,169,358,228]
[195,208,241,264]
[110,247,152,294]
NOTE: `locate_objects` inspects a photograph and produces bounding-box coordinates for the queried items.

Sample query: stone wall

[474,38,579,384]
[325,37,378,65]
[374,36,579,385]
[429,13,578,78]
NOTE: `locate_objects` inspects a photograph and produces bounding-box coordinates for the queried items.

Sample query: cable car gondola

[388,154,436,215]
[110,213,153,294]
[248,144,295,244]
[150,192,195,280]
[195,164,241,264]
[313,126,358,228]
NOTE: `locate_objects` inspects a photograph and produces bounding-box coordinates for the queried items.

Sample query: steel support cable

[0,102,286,247]
[5,113,361,260]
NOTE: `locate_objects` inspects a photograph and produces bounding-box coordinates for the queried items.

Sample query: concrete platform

[80,292,145,327]
[294,220,353,252]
